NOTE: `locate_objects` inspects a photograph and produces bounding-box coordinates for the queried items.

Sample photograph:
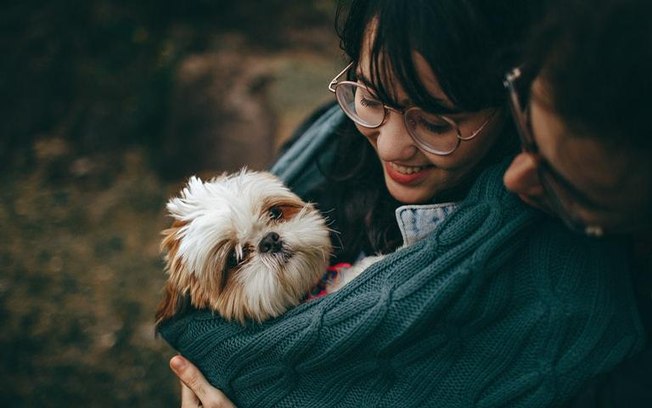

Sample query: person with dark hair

[503,0,652,236]
[298,1,522,264]
[159,1,644,406]
[503,0,652,405]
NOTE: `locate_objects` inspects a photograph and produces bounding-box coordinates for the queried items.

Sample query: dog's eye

[226,247,250,270]
[226,250,239,269]
[268,206,283,220]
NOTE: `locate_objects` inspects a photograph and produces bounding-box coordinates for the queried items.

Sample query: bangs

[336,0,536,113]
[360,2,478,114]
[365,30,460,115]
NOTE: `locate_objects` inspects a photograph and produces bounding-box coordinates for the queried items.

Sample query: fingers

[170,355,236,408]
[170,355,209,402]
[180,382,202,408]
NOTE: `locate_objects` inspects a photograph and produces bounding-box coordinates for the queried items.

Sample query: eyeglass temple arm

[503,66,522,88]
[328,62,355,92]
[460,109,498,141]
[503,66,537,150]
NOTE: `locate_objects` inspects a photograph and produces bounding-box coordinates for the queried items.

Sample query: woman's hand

[170,355,236,408]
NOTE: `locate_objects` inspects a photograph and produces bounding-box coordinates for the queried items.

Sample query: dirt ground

[0,2,341,406]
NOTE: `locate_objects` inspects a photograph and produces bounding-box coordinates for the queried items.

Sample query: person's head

[503,0,652,236]
[330,0,539,204]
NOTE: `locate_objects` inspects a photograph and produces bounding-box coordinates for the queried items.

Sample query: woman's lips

[384,162,431,185]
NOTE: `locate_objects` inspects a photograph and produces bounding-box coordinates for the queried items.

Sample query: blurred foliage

[0,143,177,406]
[0,0,336,171]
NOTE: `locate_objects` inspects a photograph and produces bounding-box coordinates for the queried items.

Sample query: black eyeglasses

[504,66,605,237]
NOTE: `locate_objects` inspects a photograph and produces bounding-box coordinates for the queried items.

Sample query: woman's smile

[384,162,433,185]
[352,49,505,205]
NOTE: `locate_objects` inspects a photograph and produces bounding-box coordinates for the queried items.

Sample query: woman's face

[503,77,652,233]
[354,50,505,204]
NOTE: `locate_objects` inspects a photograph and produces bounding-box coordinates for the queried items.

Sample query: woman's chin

[386,181,437,205]
[383,168,442,204]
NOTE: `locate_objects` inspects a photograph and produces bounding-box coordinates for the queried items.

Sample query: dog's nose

[259,232,282,253]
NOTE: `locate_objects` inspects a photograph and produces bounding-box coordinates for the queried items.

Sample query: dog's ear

[155,282,190,325]
[156,220,189,325]
[161,220,185,258]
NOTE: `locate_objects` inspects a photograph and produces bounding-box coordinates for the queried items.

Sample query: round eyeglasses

[328,62,497,156]
[504,66,605,237]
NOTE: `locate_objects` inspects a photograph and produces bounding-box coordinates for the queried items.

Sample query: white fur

[159,170,335,323]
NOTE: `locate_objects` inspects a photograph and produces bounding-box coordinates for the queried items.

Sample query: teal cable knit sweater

[159,107,644,407]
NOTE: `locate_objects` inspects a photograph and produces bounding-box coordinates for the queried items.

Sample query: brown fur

[155,219,261,325]
[155,173,333,325]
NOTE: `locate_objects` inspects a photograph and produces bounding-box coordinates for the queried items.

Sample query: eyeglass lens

[335,82,460,154]
[335,84,383,127]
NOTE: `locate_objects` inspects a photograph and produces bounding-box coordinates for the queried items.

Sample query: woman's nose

[374,110,418,160]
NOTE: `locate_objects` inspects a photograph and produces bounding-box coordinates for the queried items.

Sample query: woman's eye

[268,206,283,220]
[418,117,451,135]
[360,96,382,108]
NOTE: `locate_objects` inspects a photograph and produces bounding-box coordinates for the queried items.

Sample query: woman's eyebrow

[354,70,460,113]
[354,71,375,90]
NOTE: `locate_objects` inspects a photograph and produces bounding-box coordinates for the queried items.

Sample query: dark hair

[528,0,652,149]
[318,0,540,262]
[337,0,541,112]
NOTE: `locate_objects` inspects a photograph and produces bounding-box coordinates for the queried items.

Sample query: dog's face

[155,171,331,324]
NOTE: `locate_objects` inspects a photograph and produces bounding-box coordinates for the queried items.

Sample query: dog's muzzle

[259,232,283,254]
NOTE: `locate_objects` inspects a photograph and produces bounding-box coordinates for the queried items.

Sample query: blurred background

[0,1,341,406]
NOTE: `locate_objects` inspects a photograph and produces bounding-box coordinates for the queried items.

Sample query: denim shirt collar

[395,202,459,246]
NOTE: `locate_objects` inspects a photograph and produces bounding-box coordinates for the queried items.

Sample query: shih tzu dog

[155,170,372,325]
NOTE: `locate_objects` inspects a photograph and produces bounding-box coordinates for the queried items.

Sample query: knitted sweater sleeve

[158,162,644,408]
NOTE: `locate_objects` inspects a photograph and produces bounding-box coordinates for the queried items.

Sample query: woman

[305,0,527,264]
[160,1,644,406]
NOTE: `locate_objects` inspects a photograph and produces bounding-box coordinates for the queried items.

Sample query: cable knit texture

[158,108,644,407]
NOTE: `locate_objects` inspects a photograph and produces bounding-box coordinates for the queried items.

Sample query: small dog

[156,170,354,324]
